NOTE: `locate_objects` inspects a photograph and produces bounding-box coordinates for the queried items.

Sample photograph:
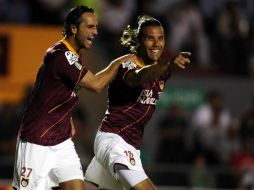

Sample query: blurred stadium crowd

[1,0,254,189]
[1,0,254,77]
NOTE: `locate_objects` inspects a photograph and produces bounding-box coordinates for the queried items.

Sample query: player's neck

[137,52,155,65]
[140,56,154,65]
[134,56,145,67]
[64,36,79,54]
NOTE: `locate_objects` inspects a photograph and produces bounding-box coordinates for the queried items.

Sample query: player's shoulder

[46,41,78,62]
[112,54,137,69]
[46,41,65,55]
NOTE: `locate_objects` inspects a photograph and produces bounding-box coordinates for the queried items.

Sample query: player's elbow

[79,82,102,93]
[90,82,103,93]
[79,76,104,93]
[92,86,102,93]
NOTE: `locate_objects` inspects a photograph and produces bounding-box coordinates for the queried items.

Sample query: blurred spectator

[189,90,231,165]
[148,0,184,17]
[0,103,18,179]
[0,85,32,156]
[212,0,252,76]
[140,0,184,29]
[239,170,254,190]
[188,154,217,189]
[71,105,94,168]
[165,0,211,68]
[0,0,30,23]
[230,136,254,171]
[239,95,254,140]
[0,84,32,178]
[231,96,254,188]
[155,103,188,163]
[0,103,19,157]
[249,55,254,79]
[198,0,226,36]
[71,0,101,19]
[199,0,226,20]
[28,0,70,24]
[239,0,254,20]
[230,136,254,190]
[220,119,241,164]
[95,0,137,61]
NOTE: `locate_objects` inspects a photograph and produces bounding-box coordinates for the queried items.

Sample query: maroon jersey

[19,39,88,145]
[100,58,171,149]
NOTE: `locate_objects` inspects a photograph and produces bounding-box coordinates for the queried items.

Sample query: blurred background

[0,0,254,189]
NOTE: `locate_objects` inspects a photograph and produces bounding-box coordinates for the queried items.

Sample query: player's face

[139,26,165,63]
[75,12,98,49]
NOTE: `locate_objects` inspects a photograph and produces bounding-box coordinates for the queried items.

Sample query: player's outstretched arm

[79,54,135,93]
[125,52,191,86]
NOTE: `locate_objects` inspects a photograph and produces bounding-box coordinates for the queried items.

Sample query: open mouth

[87,37,94,44]
[150,49,161,55]
[151,49,160,53]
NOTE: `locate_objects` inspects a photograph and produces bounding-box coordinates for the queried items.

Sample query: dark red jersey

[19,39,88,145]
[100,58,171,149]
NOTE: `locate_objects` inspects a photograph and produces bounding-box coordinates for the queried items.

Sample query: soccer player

[12,5,133,190]
[85,15,191,190]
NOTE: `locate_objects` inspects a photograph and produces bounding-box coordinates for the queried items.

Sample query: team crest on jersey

[65,51,82,70]
[130,157,136,166]
[125,150,136,166]
[158,80,164,90]
[21,177,29,187]
[122,61,137,70]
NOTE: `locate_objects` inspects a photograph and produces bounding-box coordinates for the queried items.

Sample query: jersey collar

[62,38,79,56]
[134,57,157,67]
[134,57,145,68]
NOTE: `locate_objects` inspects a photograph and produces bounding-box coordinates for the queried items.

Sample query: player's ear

[71,24,77,35]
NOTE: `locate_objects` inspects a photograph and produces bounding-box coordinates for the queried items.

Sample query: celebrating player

[85,15,191,190]
[12,5,133,190]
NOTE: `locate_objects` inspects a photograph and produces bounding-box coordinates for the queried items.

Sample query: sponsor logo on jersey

[65,51,82,70]
[122,61,137,70]
[137,89,157,105]
[65,51,78,65]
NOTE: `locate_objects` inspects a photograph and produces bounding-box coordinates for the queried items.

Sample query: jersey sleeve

[116,60,137,81]
[160,68,172,81]
[50,50,88,85]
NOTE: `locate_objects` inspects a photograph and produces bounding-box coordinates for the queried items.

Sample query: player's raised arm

[124,60,170,86]
[125,52,191,86]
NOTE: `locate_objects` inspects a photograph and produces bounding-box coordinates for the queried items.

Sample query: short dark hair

[63,5,94,37]
[120,15,163,53]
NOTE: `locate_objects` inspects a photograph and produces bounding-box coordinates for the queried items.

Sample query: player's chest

[137,80,165,105]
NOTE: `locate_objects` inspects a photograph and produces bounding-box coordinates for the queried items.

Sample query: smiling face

[74,12,98,50]
[138,26,165,64]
